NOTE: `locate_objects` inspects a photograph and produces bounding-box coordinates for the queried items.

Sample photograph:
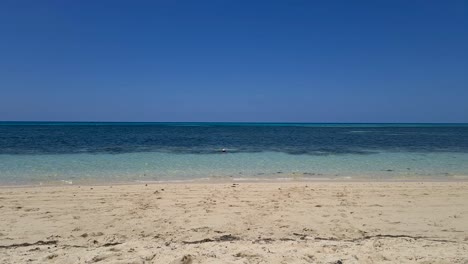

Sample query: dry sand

[1,181,468,263]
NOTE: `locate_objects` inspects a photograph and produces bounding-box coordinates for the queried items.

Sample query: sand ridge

[1,182,468,263]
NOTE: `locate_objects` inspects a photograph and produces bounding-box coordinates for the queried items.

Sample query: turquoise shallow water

[1,123,468,185]
[1,151,468,185]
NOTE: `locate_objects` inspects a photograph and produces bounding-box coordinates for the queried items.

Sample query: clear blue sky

[1,0,467,122]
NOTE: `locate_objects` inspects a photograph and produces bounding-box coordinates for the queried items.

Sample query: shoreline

[1,175,468,189]
[1,181,467,263]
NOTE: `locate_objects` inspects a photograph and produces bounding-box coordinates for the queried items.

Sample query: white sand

[1,181,468,263]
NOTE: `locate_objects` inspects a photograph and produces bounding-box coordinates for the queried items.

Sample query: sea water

[1,122,468,185]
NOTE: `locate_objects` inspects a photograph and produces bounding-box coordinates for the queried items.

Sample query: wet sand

[1,181,468,263]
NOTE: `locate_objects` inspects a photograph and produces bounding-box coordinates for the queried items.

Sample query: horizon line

[1,121,468,124]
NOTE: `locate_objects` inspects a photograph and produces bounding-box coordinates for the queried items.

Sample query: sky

[0,0,467,122]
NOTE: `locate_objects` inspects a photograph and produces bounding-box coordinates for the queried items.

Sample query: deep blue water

[1,122,468,155]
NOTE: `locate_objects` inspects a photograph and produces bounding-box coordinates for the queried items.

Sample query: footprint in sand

[171,255,193,264]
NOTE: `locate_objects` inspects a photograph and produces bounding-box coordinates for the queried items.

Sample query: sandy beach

[1,181,467,263]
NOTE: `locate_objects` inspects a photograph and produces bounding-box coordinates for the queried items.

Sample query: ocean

[1,122,468,185]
